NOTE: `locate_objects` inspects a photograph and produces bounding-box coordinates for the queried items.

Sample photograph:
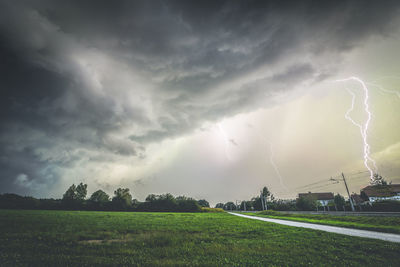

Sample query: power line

[346,171,370,178]
[295,176,338,189]
[298,181,340,192]
[347,175,370,181]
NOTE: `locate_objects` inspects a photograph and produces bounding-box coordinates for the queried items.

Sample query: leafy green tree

[372,173,388,186]
[145,194,157,202]
[197,199,210,207]
[251,196,262,210]
[262,186,271,200]
[334,194,345,209]
[177,197,201,212]
[142,194,199,212]
[131,199,139,208]
[224,202,236,210]
[259,186,274,210]
[296,195,317,211]
[88,190,110,210]
[76,183,87,201]
[89,190,110,203]
[63,184,77,201]
[112,188,132,210]
[215,203,224,209]
[175,195,191,201]
[158,193,177,210]
[240,200,253,211]
[62,182,87,209]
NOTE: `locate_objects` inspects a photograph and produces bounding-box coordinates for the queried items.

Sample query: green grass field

[1,210,400,266]
[246,211,400,234]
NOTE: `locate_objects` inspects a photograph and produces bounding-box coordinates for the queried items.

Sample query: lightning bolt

[368,82,400,99]
[218,123,231,161]
[336,77,377,182]
[267,141,289,191]
[250,121,288,191]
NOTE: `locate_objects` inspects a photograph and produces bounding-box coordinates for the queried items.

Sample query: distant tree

[76,183,88,201]
[176,195,191,201]
[215,203,224,209]
[158,193,177,211]
[142,194,200,212]
[240,200,253,211]
[197,199,210,207]
[63,184,77,201]
[334,194,345,209]
[88,190,110,210]
[261,186,275,209]
[177,197,201,212]
[262,186,271,200]
[131,199,140,208]
[89,190,110,203]
[371,173,388,186]
[269,199,296,211]
[63,183,88,202]
[160,193,175,202]
[251,196,262,210]
[145,194,157,202]
[62,183,87,209]
[296,195,317,211]
[224,202,236,211]
[112,188,132,210]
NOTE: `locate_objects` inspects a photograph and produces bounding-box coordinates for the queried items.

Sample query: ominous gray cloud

[0,0,399,197]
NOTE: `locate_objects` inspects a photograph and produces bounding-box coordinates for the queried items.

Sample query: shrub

[201,207,224,213]
[296,196,317,211]
[258,210,282,216]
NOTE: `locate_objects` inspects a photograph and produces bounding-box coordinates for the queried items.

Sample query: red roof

[351,194,364,204]
[298,192,334,200]
[361,184,400,197]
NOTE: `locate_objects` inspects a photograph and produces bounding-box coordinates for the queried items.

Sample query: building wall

[368,196,400,203]
[317,200,333,206]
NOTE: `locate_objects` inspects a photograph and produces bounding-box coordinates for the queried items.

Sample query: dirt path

[229,212,400,243]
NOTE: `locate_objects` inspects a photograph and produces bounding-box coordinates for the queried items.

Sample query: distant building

[350,193,364,205]
[298,192,334,206]
[360,184,400,203]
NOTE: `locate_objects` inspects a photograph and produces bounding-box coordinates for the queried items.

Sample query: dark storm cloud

[0,0,399,195]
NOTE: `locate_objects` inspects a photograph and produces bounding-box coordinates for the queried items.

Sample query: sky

[1,0,400,205]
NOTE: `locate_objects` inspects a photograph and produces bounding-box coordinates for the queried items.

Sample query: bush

[138,194,202,212]
[0,192,209,213]
[296,196,317,211]
[201,207,224,213]
[258,210,282,216]
[268,200,297,211]
[361,201,400,212]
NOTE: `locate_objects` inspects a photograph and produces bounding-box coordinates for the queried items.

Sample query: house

[350,193,364,205]
[298,192,334,206]
[360,184,400,203]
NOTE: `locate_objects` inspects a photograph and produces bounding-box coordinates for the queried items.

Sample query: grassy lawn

[0,210,399,266]
[244,211,400,234]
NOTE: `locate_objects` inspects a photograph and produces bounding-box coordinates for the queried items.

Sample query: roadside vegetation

[0,182,212,212]
[1,209,400,266]
[247,210,400,234]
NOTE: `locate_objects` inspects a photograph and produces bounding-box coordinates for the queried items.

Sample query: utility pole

[342,172,355,212]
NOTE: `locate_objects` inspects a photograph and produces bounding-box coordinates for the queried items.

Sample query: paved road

[239,211,400,217]
[229,212,400,243]
[272,211,400,217]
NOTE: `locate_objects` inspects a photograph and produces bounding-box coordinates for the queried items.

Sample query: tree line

[0,183,211,212]
[215,186,352,211]
[216,186,400,212]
